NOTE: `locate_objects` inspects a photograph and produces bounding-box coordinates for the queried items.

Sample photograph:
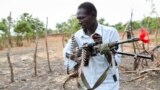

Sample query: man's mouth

[81,24,86,28]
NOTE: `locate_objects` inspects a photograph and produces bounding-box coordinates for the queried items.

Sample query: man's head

[76,2,97,30]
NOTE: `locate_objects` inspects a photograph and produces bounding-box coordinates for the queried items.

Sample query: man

[63,2,121,90]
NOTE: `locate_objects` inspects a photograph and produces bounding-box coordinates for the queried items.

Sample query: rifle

[86,37,153,62]
[65,36,153,67]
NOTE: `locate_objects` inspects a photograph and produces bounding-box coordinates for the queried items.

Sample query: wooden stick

[119,65,130,71]
[7,12,14,82]
[140,68,160,74]
[122,73,147,83]
[33,23,39,76]
[45,17,52,72]
[122,71,137,73]
[122,68,160,83]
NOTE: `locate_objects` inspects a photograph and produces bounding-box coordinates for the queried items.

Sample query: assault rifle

[66,37,153,67]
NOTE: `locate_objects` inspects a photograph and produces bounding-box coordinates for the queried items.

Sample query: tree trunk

[7,12,14,82]
[45,17,52,72]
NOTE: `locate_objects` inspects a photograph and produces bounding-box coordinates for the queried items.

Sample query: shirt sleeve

[110,28,121,65]
[63,38,77,70]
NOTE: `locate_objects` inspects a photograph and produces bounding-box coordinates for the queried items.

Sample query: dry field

[0,32,160,90]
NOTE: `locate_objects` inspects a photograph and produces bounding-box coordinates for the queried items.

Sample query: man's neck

[86,21,98,36]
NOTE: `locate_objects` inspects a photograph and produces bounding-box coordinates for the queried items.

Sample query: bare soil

[0,33,160,90]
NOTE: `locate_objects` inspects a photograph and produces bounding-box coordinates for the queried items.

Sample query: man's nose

[78,19,84,25]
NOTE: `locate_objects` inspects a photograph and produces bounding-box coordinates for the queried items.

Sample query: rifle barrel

[116,38,139,45]
[116,51,153,60]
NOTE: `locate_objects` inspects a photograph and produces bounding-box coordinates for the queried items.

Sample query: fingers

[91,33,102,44]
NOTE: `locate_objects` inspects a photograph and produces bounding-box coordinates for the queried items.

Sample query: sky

[0,0,160,29]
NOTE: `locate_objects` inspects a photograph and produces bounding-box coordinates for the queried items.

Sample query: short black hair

[78,2,97,17]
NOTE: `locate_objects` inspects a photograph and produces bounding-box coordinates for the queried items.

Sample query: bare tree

[7,12,14,82]
[45,17,52,72]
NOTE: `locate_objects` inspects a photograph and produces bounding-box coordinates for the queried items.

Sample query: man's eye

[77,17,85,19]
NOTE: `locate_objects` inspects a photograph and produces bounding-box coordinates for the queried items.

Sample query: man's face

[76,8,95,30]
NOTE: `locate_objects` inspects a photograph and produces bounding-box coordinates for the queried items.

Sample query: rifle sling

[80,65,110,90]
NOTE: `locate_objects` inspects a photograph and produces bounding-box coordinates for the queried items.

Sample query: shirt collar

[81,23,102,38]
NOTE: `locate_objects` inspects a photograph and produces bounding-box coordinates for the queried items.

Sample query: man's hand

[97,43,111,54]
[97,43,112,64]
[75,57,81,64]
[91,33,102,44]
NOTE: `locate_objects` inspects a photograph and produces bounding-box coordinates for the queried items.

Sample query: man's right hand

[91,33,102,44]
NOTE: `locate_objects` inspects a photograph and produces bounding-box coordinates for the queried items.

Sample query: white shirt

[63,24,121,90]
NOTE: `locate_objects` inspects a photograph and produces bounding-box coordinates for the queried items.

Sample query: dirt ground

[0,33,160,90]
